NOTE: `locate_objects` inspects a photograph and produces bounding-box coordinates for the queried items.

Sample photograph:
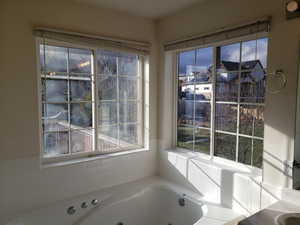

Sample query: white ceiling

[75,0,206,19]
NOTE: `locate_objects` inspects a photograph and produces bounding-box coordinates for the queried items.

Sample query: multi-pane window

[39,42,144,159]
[177,37,268,168]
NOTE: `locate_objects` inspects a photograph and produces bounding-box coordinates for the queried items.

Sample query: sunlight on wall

[164,151,280,215]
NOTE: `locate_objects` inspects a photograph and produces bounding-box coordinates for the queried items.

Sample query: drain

[116,223,123,225]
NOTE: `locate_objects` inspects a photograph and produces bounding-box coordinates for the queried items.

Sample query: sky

[179,38,268,75]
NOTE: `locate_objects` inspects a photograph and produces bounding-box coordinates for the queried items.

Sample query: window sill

[41,148,151,168]
[164,148,262,181]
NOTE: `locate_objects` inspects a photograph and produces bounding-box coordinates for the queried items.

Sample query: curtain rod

[164,16,271,47]
[34,27,151,48]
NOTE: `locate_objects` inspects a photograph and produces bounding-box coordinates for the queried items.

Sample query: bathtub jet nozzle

[178,194,186,207]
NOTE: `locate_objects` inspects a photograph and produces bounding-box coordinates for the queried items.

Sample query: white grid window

[39,41,144,160]
[177,37,268,168]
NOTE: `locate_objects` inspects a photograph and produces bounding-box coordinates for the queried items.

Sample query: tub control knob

[91,199,99,205]
[81,202,88,209]
[67,206,76,215]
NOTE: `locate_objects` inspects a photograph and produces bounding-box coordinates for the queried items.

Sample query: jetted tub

[6,177,242,225]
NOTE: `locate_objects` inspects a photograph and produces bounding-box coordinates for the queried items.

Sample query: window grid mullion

[92,49,98,153]
[235,41,242,162]
[116,56,120,148]
[67,48,72,156]
[211,46,217,159]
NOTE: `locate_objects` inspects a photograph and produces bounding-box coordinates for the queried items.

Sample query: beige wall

[0,0,158,223]
[156,0,300,189]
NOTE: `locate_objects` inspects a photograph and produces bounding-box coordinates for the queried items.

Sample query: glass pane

[195,102,210,128]
[42,103,68,132]
[178,50,195,76]
[195,47,213,74]
[240,70,265,103]
[177,125,194,150]
[44,45,68,74]
[69,48,92,74]
[97,50,117,75]
[98,102,117,126]
[178,99,194,127]
[178,80,195,101]
[120,102,137,123]
[216,72,238,102]
[239,105,264,137]
[71,129,93,153]
[119,124,139,148]
[43,131,69,157]
[257,38,268,69]
[118,53,138,76]
[119,77,137,100]
[70,103,92,128]
[253,139,263,168]
[215,103,237,132]
[242,40,256,63]
[238,136,252,165]
[42,79,68,102]
[195,84,212,100]
[40,44,45,72]
[217,43,240,71]
[70,80,92,102]
[194,128,210,154]
[214,133,236,161]
[98,125,119,151]
[97,76,117,101]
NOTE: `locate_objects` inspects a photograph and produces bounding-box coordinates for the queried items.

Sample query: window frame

[36,38,148,165]
[173,32,269,168]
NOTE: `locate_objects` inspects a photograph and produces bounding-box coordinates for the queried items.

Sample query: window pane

[179,81,195,100]
[196,47,213,74]
[44,45,68,74]
[194,128,210,154]
[238,136,252,165]
[240,70,265,103]
[178,99,194,126]
[97,76,117,101]
[257,38,268,69]
[70,80,92,102]
[216,72,238,102]
[70,103,92,128]
[215,103,237,132]
[42,79,68,102]
[97,50,117,75]
[40,44,45,72]
[118,53,138,76]
[242,40,256,63]
[42,103,68,132]
[69,48,92,74]
[119,77,137,100]
[253,139,263,168]
[43,131,69,157]
[98,125,119,151]
[214,133,236,161]
[98,102,117,126]
[195,102,210,128]
[120,102,137,123]
[178,50,195,75]
[195,84,212,100]
[177,125,194,150]
[239,105,264,137]
[217,43,240,71]
[71,129,93,153]
[119,124,139,148]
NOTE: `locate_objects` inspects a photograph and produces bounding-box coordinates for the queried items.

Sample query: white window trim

[35,38,150,167]
[172,32,269,169]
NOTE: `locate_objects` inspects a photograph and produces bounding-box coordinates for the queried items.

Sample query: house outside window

[38,40,146,162]
[177,37,268,168]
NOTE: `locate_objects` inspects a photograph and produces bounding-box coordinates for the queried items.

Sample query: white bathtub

[6,177,242,225]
